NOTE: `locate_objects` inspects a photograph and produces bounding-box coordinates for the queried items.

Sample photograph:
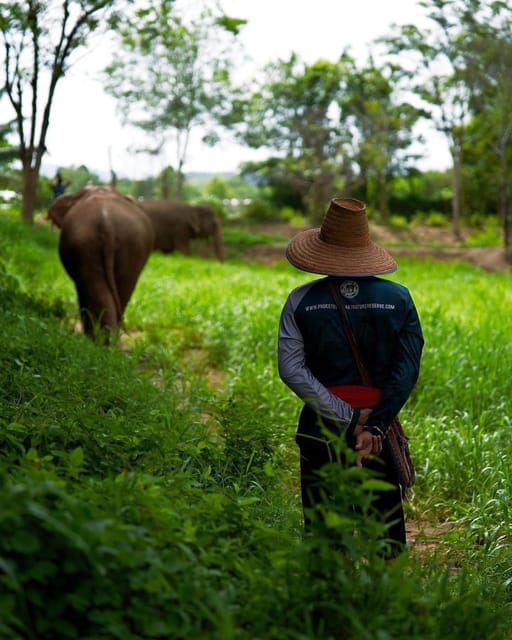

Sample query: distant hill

[186,171,236,184]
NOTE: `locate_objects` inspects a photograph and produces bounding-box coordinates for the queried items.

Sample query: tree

[232,54,351,223]
[381,1,468,240]
[232,53,423,223]
[339,58,424,220]
[0,0,126,223]
[381,0,512,240]
[103,0,245,200]
[461,17,512,257]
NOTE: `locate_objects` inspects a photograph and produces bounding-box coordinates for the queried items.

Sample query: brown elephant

[138,199,224,261]
[48,185,155,341]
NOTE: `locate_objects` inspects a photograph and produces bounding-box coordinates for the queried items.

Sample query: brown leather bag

[383,417,416,492]
[328,281,416,496]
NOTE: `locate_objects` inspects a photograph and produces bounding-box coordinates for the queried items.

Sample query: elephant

[137,199,224,261]
[47,185,155,342]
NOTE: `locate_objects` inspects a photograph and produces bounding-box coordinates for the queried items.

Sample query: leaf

[68,446,84,470]
[8,530,40,554]
[0,558,21,592]
[361,478,395,491]
[214,16,247,35]
[323,511,360,529]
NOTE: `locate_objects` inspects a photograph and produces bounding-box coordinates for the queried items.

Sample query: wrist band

[363,425,386,437]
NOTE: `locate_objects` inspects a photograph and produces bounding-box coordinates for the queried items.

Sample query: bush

[243,198,277,223]
[464,226,502,247]
[389,214,410,230]
[412,211,450,227]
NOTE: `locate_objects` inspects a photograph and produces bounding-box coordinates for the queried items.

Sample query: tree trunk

[504,206,511,254]
[161,170,170,199]
[21,165,38,224]
[451,143,463,242]
[498,150,511,258]
[378,171,389,223]
[305,171,335,224]
[175,171,184,201]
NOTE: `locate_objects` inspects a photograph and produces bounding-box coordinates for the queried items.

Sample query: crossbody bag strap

[328,282,415,491]
[328,279,373,387]
[329,279,390,440]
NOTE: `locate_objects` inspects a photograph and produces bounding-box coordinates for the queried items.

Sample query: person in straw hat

[278,197,423,556]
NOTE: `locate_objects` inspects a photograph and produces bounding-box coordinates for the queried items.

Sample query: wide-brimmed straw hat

[286,197,397,277]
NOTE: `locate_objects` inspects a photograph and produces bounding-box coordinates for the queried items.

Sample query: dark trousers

[296,405,406,555]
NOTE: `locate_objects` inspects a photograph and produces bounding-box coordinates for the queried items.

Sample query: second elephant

[138,200,224,261]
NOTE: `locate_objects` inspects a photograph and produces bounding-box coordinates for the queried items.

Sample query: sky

[3,0,452,180]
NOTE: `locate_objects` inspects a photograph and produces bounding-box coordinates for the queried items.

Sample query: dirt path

[406,520,454,561]
[241,223,511,273]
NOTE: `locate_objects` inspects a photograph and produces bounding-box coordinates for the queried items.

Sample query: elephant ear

[47,188,88,228]
[187,210,202,234]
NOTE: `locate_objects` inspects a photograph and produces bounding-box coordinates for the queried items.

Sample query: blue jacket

[278,276,424,434]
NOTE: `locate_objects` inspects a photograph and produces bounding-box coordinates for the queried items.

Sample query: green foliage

[243,198,277,222]
[233,55,352,220]
[222,227,288,247]
[1,215,512,638]
[389,214,410,229]
[389,170,452,222]
[203,175,233,201]
[1,1,122,222]
[413,210,450,227]
[104,1,243,199]
[341,57,425,219]
[279,206,307,226]
[382,0,512,243]
[0,109,18,188]
[464,224,502,247]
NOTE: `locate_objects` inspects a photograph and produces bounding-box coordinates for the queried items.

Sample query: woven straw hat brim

[286,228,397,277]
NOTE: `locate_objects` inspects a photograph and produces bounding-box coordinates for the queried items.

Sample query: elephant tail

[100,208,123,323]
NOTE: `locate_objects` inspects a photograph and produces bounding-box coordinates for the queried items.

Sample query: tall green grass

[1,214,511,639]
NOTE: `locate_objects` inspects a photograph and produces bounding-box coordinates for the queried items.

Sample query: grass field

[1,212,512,639]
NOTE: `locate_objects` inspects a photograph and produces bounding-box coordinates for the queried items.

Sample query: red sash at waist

[328,385,383,408]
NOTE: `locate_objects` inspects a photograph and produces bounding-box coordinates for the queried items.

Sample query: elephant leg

[60,246,116,338]
[213,225,224,261]
[175,239,191,256]
[75,278,119,338]
[73,254,148,339]
[69,256,119,339]
[75,283,95,337]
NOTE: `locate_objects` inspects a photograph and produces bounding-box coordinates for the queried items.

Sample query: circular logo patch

[339,280,359,299]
